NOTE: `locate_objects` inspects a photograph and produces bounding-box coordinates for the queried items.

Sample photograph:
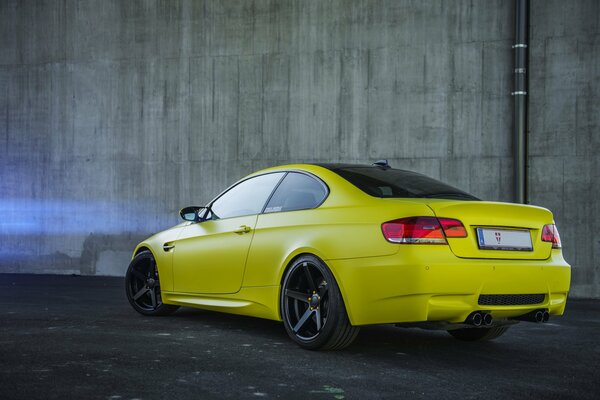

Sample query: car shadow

[166,306,538,371]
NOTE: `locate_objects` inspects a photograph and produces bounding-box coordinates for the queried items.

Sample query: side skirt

[161,286,281,321]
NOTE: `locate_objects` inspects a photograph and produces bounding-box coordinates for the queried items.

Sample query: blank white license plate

[476,228,533,251]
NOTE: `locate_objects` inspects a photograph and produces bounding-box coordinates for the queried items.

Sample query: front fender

[130,224,187,292]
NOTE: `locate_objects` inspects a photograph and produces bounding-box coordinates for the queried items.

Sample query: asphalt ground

[0,274,598,400]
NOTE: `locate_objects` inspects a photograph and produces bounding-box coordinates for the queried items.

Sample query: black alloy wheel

[281,255,359,350]
[125,250,178,316]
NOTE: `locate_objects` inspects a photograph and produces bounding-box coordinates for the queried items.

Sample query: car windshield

[328,166,479,200]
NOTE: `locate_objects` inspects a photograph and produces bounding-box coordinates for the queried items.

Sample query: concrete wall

[0,0,597,297]
[529,0,600,298]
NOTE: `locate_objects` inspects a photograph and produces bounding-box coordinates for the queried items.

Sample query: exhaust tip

[542,311,550,323]
[467,312,483,327]
[534,310,544,323]
[512,309,551,323]
[483,312,493,326]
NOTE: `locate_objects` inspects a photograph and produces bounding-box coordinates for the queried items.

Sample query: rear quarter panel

[241,199,436,288]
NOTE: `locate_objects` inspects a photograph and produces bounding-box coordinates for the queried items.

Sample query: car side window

[210,173,285,220]
[264,172,328,213]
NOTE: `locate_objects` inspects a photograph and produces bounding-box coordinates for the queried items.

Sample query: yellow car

[125,162,570,350]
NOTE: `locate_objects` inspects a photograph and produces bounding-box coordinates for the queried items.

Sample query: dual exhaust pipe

[465,309,550,326]
[466,311,493,327]
[514,309,550,323]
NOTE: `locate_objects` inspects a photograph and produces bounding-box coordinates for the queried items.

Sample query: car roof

[252,162,409,177]
[310,163,373,170]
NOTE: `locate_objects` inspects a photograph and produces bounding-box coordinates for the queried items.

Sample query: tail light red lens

[438,218,468,238]
[382,217,468,244]
[382,217,446,244]
[541,224,562,249]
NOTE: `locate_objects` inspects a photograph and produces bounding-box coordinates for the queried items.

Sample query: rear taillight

[541,224,562,249]
[438,218,468,238]
[381,217,467,244]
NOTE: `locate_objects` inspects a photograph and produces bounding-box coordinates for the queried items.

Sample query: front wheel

[280,255,359,350]
[125,250,179,316]
[448,326,509,341]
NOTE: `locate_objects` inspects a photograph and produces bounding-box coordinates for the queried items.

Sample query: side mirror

[179,206,208,222]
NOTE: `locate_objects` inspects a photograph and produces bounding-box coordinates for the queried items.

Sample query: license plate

[476,228,533,251]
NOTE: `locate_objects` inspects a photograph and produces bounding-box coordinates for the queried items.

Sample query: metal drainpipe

[513,0,529,204]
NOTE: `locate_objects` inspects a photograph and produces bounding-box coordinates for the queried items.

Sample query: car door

[172,172,285,294]
[242,172,330,287]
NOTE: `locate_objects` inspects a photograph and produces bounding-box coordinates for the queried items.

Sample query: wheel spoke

[302,263,316,292]
[149,288,157,308]
[133,287,149,301]
[314,308,322,331]
[293,308,313,333]
[285,289,310,303]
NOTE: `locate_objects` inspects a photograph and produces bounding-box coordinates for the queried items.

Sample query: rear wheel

[448,326,509,341]
[281,255,359,350]
[125,250,179,316]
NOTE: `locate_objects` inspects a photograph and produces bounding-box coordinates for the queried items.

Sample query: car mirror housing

[179,206,207,222]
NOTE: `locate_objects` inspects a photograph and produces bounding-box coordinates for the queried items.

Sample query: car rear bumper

[328,246,571,326]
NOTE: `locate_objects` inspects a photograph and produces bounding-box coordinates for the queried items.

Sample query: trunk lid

[425,200,554,260]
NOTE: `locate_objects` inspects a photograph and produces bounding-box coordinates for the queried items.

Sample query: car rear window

[330,167,478,200]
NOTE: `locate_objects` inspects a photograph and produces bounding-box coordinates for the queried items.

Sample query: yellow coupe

[125,162,570,350]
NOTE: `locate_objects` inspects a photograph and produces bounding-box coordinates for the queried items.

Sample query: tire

[448,326,509,341]
[125,250,179,316]
[280,255,359,350]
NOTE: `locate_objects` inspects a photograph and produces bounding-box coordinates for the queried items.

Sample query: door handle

[233,225,252,234]
[163,243,175,252]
